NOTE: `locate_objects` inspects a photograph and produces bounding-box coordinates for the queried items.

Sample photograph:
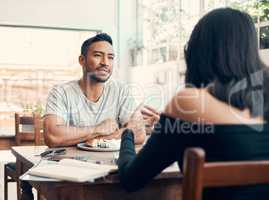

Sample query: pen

[39,148,66,157]
[40,150,53,157]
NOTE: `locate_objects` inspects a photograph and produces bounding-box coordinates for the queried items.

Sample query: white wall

[260,49,269,66]
[0,0,137,80]
[117,0,138,80]
[0,0,116,32]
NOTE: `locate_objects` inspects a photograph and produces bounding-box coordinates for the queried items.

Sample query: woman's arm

[117,115,192,192]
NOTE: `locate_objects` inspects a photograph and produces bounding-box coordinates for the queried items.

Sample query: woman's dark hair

[81,33,113,57]
[184,8,269,119]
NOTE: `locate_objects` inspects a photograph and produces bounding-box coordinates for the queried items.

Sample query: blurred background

[0,0,268,136]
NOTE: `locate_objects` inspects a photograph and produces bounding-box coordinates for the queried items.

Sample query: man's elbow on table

[44,129,63,148]
[43,119,64,148]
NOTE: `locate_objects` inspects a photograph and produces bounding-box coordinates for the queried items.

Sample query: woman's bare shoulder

[164,88,208,121]
[164,88,263,124]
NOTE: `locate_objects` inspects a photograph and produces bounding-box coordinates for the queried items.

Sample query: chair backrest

[15,112,42,146]
[182,148,269,200]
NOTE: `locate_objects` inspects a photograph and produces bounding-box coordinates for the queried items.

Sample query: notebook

[28,159,117,182]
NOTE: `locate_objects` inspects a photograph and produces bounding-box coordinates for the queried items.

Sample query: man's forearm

[44,116,120,147]
[45,125,95,147]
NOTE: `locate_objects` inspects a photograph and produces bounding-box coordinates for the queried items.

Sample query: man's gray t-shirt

[45,80,139,127]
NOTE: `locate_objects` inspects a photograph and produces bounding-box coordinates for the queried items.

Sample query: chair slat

[19,116,34,124]
[203,161,269,187]
[15,112,42,145]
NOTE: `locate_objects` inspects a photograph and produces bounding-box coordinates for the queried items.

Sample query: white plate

[77,142,120,152]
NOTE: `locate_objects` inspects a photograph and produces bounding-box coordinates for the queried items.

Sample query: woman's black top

[117,114,269,200]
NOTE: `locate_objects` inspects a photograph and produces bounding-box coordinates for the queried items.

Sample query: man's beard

[87,72,112,83]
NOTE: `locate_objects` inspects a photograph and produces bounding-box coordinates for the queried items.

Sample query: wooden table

[12,146,183,200]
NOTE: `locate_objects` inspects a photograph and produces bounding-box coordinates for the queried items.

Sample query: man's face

[80,41,114,83]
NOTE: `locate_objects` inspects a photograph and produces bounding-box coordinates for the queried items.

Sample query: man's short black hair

[81,33,113,57]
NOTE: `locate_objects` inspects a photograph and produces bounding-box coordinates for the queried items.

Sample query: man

[44,33,145,147]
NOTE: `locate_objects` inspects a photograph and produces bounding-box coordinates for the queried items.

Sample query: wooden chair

[4,112,42,200]
[182,148,269,200]
[4,162,17,200]
[15,112,42,146]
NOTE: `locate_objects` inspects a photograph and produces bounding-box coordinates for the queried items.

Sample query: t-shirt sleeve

[118,85,141,126]
[45,86,68,123]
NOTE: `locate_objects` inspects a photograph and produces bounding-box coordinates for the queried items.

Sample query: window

[0,25,97,135]
[260,25,269,49]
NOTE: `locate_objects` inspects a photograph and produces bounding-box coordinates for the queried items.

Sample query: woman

[118,8,269,200]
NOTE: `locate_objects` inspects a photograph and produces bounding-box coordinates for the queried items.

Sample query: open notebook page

[28,159,117,182]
